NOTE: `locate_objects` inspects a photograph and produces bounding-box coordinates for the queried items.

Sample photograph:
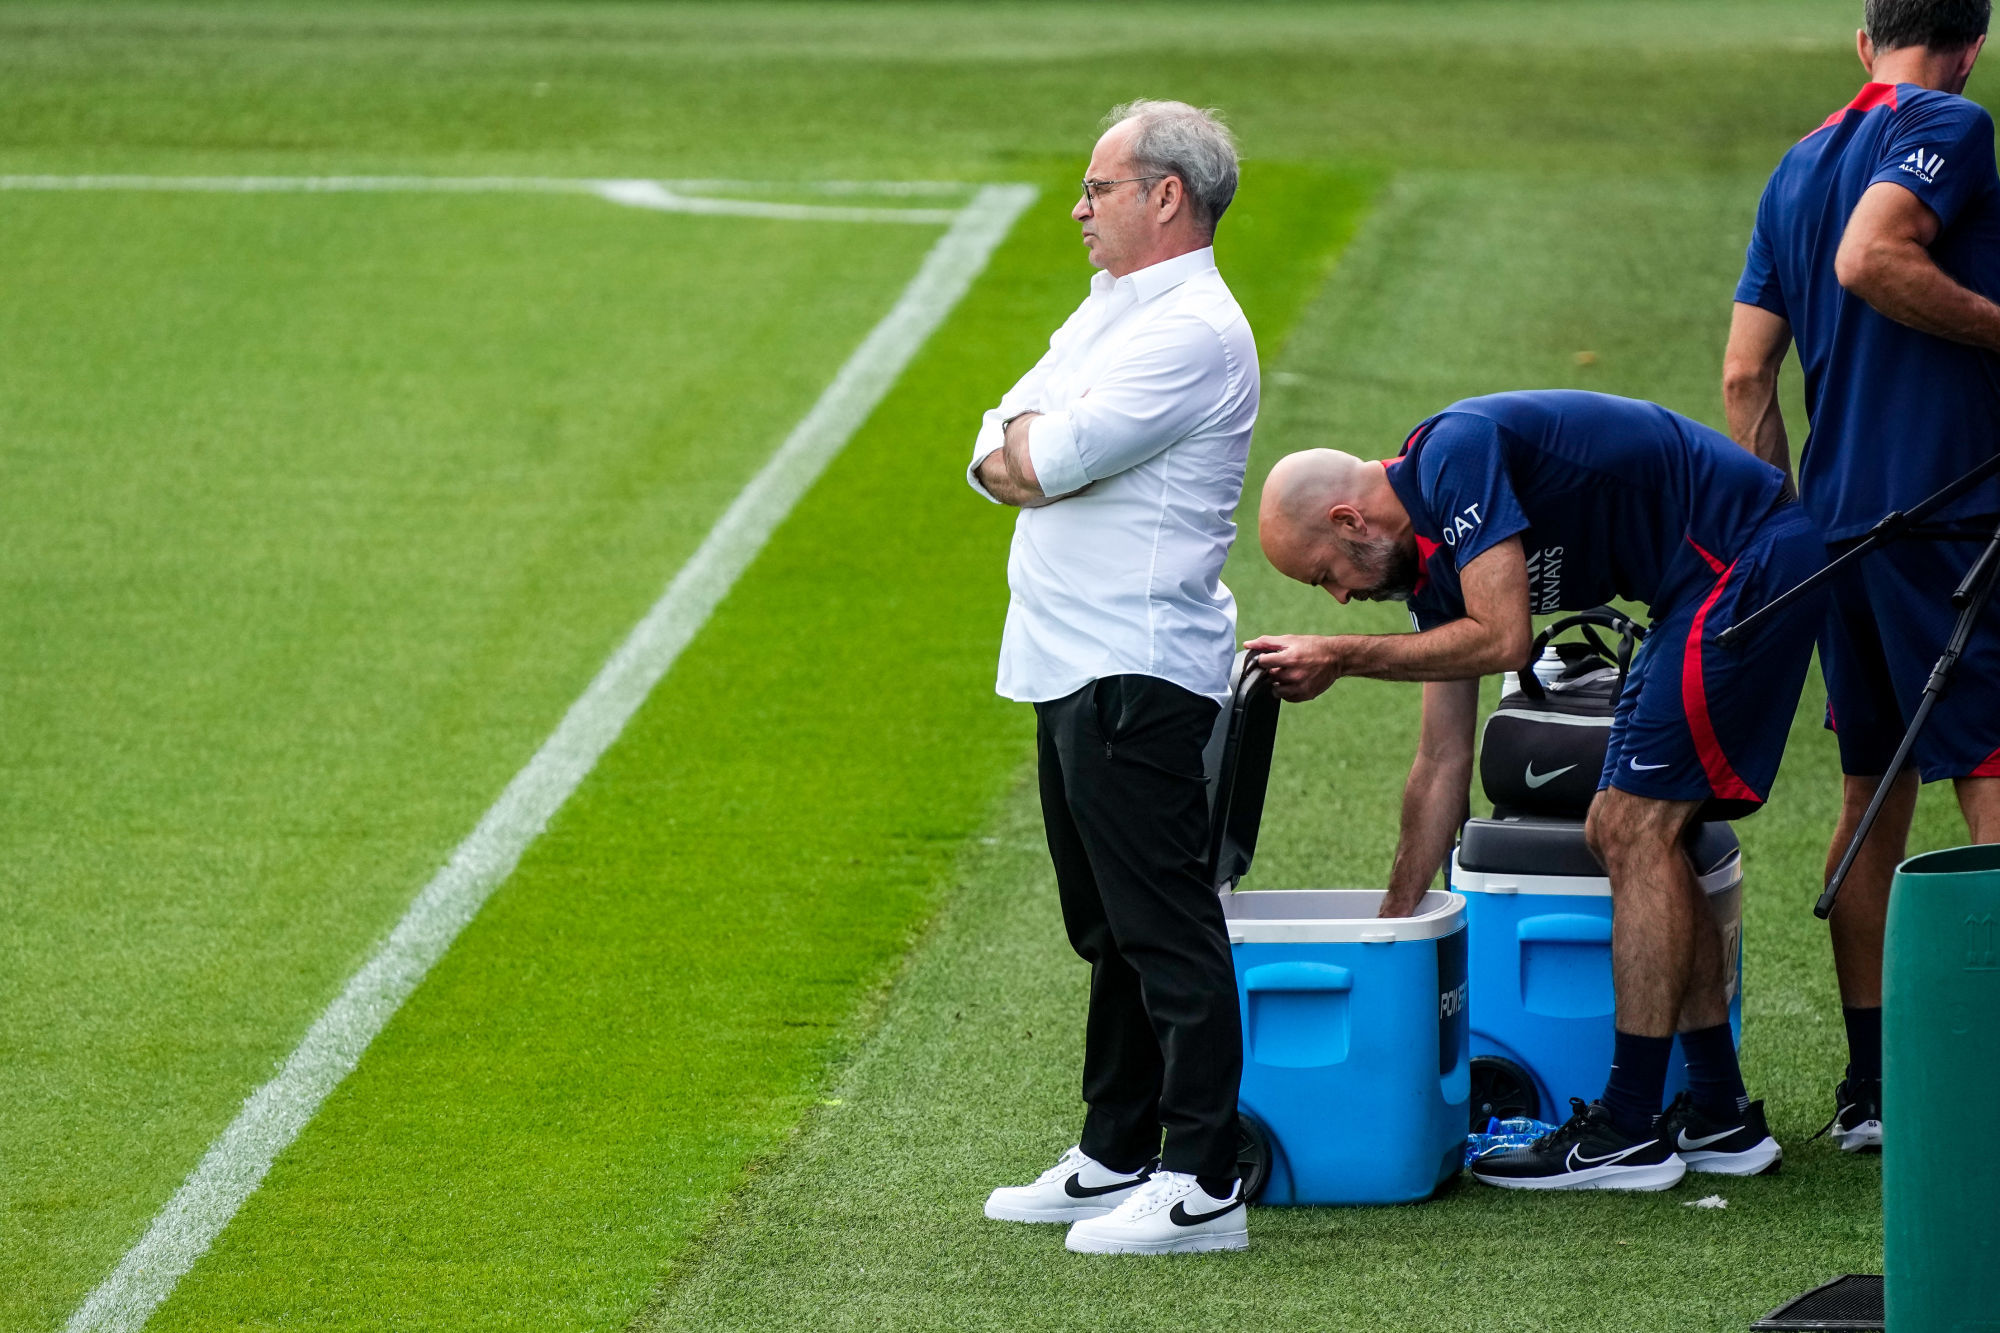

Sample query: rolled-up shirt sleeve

[1026,314,1232,497]
[967,314,1076,502]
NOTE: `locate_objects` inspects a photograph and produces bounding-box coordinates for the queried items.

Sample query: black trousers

[1034,674,1242,1181]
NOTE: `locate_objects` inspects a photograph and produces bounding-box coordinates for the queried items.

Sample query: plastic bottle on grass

[1464,1116,1557,1165]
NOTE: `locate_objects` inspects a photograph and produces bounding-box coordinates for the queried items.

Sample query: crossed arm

[975,412,1064,508]
[972,312,1233,510]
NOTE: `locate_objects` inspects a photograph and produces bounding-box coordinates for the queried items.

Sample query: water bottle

[1464,1115,1557,1165]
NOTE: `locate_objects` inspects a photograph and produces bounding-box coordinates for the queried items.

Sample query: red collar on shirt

[1804,81,1900,140]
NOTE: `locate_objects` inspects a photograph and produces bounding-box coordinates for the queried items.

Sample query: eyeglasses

[1079,174,1166,205]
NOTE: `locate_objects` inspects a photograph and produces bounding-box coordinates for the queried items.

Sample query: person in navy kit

[1724,0,2000,1152]
[1249,390,1826,1190]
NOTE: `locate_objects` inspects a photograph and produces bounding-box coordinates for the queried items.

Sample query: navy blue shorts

[1820,521,2000,781]
[1599,503,1828,820]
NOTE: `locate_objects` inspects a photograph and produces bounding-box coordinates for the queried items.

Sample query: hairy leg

[1587,789,1706,1038]
[1678,873,1728,1033]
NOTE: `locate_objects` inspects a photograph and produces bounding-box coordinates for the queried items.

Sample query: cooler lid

[1225,888,1464,943]
[1456,815,1740,879]
[1204,650,1281,893]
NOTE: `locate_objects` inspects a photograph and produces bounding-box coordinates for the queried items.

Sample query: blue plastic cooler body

[1452,820,1743,1117]
[1226,889,1468,1205]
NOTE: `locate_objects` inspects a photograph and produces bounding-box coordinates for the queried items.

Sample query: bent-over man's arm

[1380,677,1479,918]
[1837,181,2000,351]
[1722,302,1796,496]
[1243,537,1534,700]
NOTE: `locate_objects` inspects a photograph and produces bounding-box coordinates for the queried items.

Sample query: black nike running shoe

[1656,1094,1782,1175]
[1811,1076,1883,1153]
[1470,1097,1686,1192]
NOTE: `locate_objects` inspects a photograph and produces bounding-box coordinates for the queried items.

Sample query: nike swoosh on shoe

[1064,1174,1139,1199]
[1677,1128,1738,1151]
[1566,1142,1649,1169]
[1168,1199,1244,1227]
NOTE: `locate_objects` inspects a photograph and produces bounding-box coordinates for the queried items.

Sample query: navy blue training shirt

[1737,81,2000,542]
[1382,391,1792,632]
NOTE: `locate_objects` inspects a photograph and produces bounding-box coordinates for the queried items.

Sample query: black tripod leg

[1817,518,2000,919]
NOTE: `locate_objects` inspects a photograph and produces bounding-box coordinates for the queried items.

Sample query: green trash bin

[1885,843,2000,1333]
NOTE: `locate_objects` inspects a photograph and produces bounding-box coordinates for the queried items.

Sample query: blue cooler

[1448,611,1745,1126]
[1452,817,1743,1124]
[1204,654,1468,1205]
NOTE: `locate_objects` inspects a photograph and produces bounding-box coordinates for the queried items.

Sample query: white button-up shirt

[968,246,1259,705]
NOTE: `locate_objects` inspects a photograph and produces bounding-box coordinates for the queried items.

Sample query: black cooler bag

[1479,610,1645,819]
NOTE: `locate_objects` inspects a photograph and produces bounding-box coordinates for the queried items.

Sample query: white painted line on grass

[63,179,1037,1333]
[592,179,958,224]
[0,174,963,223]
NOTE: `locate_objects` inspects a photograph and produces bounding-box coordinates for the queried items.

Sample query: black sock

[1196,1174,1237,1199]
[1843,1005,1883,1084]
[1602,1030,1675,1136]
[1680,1023,1749,1119]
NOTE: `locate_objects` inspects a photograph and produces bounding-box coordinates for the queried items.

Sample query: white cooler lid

[1224,889,1464,944]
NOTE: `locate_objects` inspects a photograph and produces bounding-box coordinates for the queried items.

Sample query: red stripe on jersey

[1804,81,1900,140]
[1684,560,1760,803]
[1973,745,2000,778]
[1413,533,1441,598]
[1686,535,1728,575]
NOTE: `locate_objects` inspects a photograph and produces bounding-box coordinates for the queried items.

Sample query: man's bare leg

[1588,789,1707,1036]
[1678,861,1730,1035]
[1819,769,1917,1150]
[1956,775,2000,843]
[1584,789,1706,1136]
[1826,770,1919,1010]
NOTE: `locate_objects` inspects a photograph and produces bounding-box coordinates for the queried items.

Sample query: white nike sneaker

[1064,1170,1248,1254]
[983,1146,1154,1223]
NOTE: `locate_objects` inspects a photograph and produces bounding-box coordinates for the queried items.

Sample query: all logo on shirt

[1899,148,1945,184]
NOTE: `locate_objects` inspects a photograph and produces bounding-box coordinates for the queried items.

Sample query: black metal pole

[1719,451,2000,649]
[1816,515,2000,918]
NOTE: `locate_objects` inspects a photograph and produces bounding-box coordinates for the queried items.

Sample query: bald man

[1248,389,1825,1192]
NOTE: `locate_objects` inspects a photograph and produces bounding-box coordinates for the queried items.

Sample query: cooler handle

[1243,961,1353,993]
[1516,913,1612,944]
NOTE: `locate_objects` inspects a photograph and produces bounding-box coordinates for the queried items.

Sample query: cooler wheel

[1235,1110,1274,1202]
[1469,1055,1540,1130]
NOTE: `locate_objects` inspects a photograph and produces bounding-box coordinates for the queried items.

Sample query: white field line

[0,173,963,224]
[63,179,1037,1333]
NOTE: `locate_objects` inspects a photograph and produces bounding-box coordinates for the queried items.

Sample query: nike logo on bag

[1677,1128,1736,1150]
[1064,1174,1139,1199]
[1629,758,1671,771]
[1169,1198,1244,1226]
[1523,762,1577,788]
[1566,1142,1649,1170]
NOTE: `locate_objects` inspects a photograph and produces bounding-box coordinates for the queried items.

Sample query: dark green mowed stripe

[142,165,1372,1332]
[0,193,930,1332]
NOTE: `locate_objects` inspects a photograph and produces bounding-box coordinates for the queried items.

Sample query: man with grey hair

[970,100,1259,1255]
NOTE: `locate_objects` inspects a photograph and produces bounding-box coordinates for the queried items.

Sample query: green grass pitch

[0,3,1982,1331]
